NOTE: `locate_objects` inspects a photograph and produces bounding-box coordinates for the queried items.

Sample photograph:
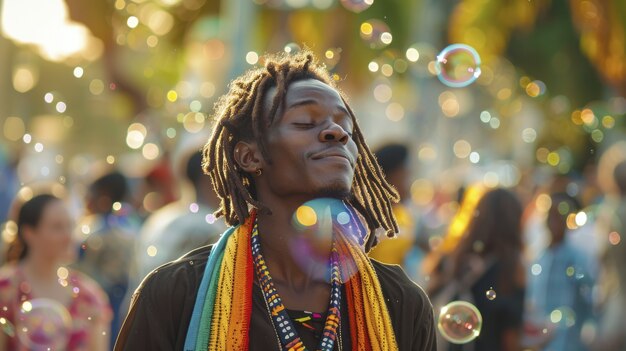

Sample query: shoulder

[133,245,214,305]
[560,242,591,264]
[116,245,215,349]
[370,258,432,316]
[370,259,437,350]
[70,269,113,321]
[70,269,109,304]
[0,264,17,283]
[0,264,17,298]
[371,259,429,299]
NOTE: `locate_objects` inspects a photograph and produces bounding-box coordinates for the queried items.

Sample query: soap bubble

[291,198,365,281]
[340,0,373,13]
[292,198,365,245]
[435,44,481,88]
[284,43,301,54]
[16,298,72,350]
[438,301,482,344]
[486,289,496,300]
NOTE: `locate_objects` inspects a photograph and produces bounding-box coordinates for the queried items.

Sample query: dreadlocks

[202,49,399,251]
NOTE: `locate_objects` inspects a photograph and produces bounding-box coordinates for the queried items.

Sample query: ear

[21,225,36,249]
[233,141,264,175]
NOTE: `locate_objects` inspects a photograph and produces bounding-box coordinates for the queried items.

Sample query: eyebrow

[286,99,351,117]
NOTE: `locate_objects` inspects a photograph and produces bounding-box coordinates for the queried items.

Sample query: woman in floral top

[0,194,111,350]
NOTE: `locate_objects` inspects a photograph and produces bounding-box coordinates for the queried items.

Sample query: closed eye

[293,123,315,128]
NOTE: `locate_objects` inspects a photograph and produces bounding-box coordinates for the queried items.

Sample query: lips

[311,148,354,166]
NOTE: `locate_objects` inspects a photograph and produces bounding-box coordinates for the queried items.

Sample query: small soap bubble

[340,0,373,13]
[284,43,301,54]
[486,288,496,301]
[435,44,481,88]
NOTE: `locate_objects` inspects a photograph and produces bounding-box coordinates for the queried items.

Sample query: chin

[314,183,352,200]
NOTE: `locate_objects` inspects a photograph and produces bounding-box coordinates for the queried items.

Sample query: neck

[194,189,212,207]
[256,194,333,291]
[549,236,564,248]
[20,254,61,283]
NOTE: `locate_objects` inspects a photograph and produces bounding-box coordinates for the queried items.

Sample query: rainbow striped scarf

[183,211,398,351]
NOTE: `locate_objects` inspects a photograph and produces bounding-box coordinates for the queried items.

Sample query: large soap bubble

[438,300,482,344]
[16,298,72,350]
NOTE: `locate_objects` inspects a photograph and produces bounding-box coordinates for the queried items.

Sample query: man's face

[260,78,359,200]
[547,204,567,242]
[388,165,410,202]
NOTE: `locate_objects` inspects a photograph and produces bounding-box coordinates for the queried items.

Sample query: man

[76,170,140,346]
[115,51,436,350]
[369,143,423,270]
[133,150,225,283]
[526,193,594,351]
[589,160,626,350]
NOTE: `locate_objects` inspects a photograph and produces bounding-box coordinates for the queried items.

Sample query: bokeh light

[1,0,98,61]
[295,205,318,227]
[12,65,37,93]
[0,317,15,338]
[142,143,160,160]
[453,140,471,158]
[359,20,392,49]
[73,67,83,78]
[469,152,480,164]
[246,51,259,65]
[126,130,145,149]
[608,231,621,245]
[127,16,139,29]
[406,47,419,62]
[3,116,25,141]
[182,112,205,133]
[55,101,67,113]
[373,83,392,103]
[385,102,404,121]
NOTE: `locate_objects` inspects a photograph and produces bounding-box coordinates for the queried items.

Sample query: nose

[319,123,350,145]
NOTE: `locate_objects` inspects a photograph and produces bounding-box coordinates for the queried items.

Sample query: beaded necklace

[251,221,342,351]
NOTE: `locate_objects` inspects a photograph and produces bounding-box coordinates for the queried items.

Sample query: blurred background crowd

[1,0,626,350]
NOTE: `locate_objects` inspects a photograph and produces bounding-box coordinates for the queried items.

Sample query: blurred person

[521,172,573,264]
[133,150,225,284]
[116,51,436,350]
[427,188,526,351]
[134,154,178,218]
[368,143,426,268]
[73,171,140,347]
[0,194,111,350]
[564,161,605,278]
[0,151,19,263]
[0,149,19,224]
[525,192,594,351]
[588,160,626,351]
